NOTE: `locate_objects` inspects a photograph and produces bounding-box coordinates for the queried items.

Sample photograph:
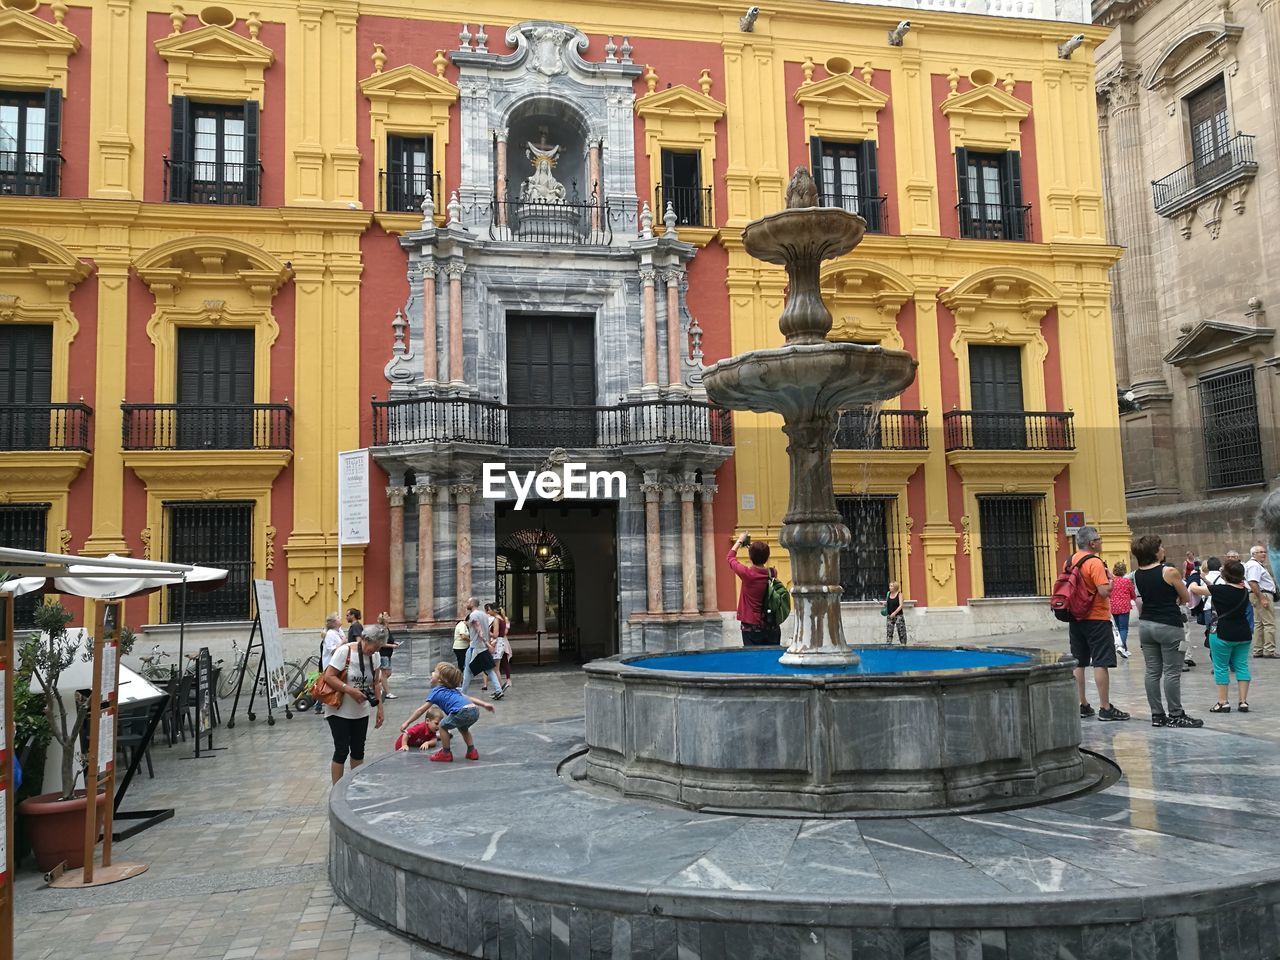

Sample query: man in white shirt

[1246,543,1277,658]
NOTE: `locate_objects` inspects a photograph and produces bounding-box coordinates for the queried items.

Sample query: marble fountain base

[331,710,1280,959]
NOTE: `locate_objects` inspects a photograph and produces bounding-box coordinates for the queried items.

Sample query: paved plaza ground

[15,627,1280,959]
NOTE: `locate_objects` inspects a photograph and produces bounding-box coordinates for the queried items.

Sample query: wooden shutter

[0,326,52,404]
[42,88,61,196]
[954,146,970,236]
[969,345,1023,412]
[1001,151,1024,240]
[809,137,823,194]
[169,95,190,201]
[386,134,404,209]
[242,100,259,204]
[860,141,880,230]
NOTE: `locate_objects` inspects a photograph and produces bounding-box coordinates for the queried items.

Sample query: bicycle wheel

[217,656,243,698]
[282,660,306,700]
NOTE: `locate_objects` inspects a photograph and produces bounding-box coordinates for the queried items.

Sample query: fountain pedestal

[704,169,916,666]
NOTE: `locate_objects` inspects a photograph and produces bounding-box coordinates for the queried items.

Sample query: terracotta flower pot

[17,789,107,872]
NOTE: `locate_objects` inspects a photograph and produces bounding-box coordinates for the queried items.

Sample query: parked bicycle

[137,643,171,682]
[217,636,260,699]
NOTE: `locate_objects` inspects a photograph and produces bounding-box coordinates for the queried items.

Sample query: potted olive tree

[14,602,119,871]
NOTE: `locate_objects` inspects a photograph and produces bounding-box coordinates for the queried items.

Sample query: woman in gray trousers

[1132,534,1203,729]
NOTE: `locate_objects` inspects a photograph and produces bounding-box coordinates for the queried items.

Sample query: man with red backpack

[1066,526,1130,722]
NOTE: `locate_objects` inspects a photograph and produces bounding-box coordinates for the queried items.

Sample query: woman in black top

[1132,534,1202,728]
[1192,559,1253,712]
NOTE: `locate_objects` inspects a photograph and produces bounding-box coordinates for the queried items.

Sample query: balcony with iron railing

[379,168,442,213]
[956,203,1032,241]
[943,411,1074,451]
[821,193,887,234]
[834,409,927,450]
[1151,133,1257,218]
[0,403,92,451]
[655,183,713,228]
[0,151,62,197]
[372,396,733,449]
[121,403,292,451]
[163,157,263,205]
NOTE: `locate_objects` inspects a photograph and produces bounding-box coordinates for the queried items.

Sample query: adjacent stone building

[1096,0,1280,551]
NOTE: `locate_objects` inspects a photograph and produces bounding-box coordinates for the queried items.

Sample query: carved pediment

[795,73,887,141]
[636,84,726,123]
[940,84,1030,151]
[0,7,80,90]
[1164,320,1274,367]
[359,64,458,105]
[821,263,912,348]
[0,229,91,292]
[155,24,274,105]
[941,267,1059,324]
[1144,23,1243,97]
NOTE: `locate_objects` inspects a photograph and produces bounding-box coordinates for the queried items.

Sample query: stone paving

[16,627,1280,959]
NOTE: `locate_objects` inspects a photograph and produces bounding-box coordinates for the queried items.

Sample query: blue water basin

[630,646,1035,676]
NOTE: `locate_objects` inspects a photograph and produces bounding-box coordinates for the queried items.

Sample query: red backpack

[1050,553,1100,622]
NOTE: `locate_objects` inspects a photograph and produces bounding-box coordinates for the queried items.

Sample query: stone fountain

[703,167,916,666]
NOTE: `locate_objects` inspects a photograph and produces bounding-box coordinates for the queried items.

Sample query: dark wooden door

[506,315,596,447]
[969,345,1025,449]
[177,328,254,449]
[1188,79,1231,183]
[0,324,51,449]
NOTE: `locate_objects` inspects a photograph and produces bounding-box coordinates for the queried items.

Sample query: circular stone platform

[332,718,1280,959]
[584,647,1092,814]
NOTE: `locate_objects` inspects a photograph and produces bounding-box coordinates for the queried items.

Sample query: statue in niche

[521,127,567,203]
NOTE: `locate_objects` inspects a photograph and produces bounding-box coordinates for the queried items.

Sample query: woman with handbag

[317,622,387,784]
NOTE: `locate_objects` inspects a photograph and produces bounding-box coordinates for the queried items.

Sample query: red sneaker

[428,749,453,762]
[465,747,479,761]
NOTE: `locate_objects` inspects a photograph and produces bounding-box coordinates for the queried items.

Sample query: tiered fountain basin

[583,646,1102,815]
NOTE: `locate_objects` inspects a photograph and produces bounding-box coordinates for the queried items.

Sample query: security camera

[1058,34,1085,59]
[740,6,759,31]
[888,20,910,46]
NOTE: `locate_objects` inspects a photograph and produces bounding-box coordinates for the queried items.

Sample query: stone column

[641,474,663,613]
[386,485,406,622]
[454,482,474,605]
[1097,65,1163,393]
[699,482,718,614]
[415,482,435,623]
[421,263,438,385]
[436,484,452,615]
[1259,0,1280,170]
[640,267,659,391]
[495,133,508,226]
[446,261,466,387]
[588,139,602,232]
[664,271,684,391]
[677,477,698,613]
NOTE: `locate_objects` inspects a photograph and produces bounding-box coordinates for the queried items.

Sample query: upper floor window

[383,134,436,212]
[1200,365,1264,489]
[810,138,883,233]
[167,96,260,205]
[0,89,61,198]
[1187,77,1232,181]
[658,148,710,227]
[956,147,1028,241]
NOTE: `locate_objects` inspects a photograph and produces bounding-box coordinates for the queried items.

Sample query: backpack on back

[1050,553,1099,623]
[764,573,791,628]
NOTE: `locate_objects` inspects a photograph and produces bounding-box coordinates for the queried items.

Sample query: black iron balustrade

[820,192,887,234]
[163,156,263,205]
[655,183,713,228]
[0,151,62,197]
[0,402,91,451]
[834,409,927,450]
[956,202,1032,241]
[490,193,614,245]
[943,410,1074,451]
[380,168,442,213]
[372,396,733,449]
[121,403,292,451]
[1152,133,1257,215]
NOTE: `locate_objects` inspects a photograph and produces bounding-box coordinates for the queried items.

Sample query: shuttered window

[385,134,433,211]
[1187,77,1231,183]
[659,149,707,226]
[955,147,1026,241]
[968,345,1025,449]
[809,138,882,231]
[176,328,254,449]
[0,325,52,450]
[506,315,596,447]
[0,88,60,196]
[168,97,260,204]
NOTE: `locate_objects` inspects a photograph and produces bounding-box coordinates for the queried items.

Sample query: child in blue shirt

[401,661,496,762]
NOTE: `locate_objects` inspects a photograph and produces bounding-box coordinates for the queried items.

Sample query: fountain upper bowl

[742,206,866,265]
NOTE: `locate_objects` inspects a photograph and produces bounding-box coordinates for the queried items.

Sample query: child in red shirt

[394,705,443,752]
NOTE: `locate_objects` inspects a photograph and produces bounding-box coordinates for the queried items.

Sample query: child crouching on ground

[395,704,444,752]
[424,661,495,762]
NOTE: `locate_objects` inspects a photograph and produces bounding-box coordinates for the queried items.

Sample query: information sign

[253,580,290,709]
[338,450,370,545]
[1063,510,1085,536]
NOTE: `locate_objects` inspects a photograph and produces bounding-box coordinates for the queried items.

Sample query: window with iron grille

[0,89,61,197]
[809,138,882,232]
[0,503,48,627]
[955,147,1027,241]
[659,149,707,226]
[164,501,253,622]
[976,494,1052,597]
[167,97,260,205]
[835,495,902,602]
[385,134,434,211]
[1199,366,1264,489]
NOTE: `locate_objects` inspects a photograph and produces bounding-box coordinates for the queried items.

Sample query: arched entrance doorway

[496,527,578,663]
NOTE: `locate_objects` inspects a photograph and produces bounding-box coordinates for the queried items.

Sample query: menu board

[253,580,290,710]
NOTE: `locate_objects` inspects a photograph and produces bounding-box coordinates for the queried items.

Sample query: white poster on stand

[100,643,117,699]
[338,450,371,545]
[254,579,290,709]
[97,712,114,773]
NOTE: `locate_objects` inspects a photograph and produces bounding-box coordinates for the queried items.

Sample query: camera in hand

[356,683,379,708]
[741,533,752,546]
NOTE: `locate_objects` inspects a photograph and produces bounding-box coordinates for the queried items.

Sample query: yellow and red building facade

[0,0,1128,645]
